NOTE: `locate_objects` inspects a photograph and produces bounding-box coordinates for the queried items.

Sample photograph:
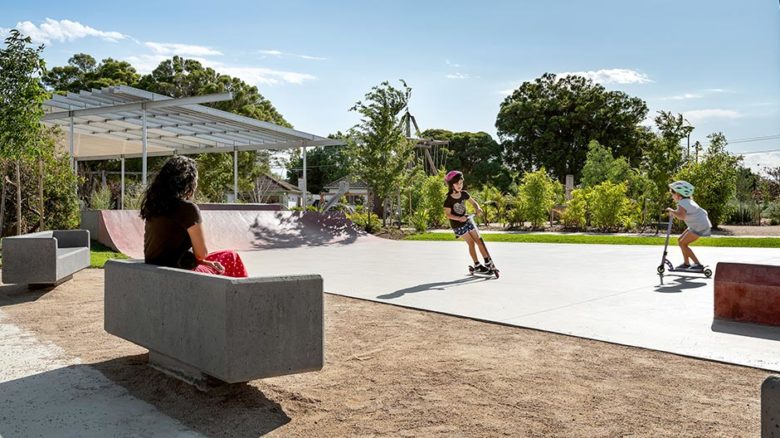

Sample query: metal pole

[233,147,238,202]
[69,115,75,172]
[120,156,125,209]
[302,143,308,207]
[142,107,148,185]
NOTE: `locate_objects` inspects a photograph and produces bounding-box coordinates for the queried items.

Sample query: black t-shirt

[443,190,471,229]
[144,200,202,268]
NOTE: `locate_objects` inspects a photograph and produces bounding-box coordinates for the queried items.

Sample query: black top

[144,199,202,268]
[443,190,471,229]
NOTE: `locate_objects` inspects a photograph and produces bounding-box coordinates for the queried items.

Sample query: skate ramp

[97,210,370,259]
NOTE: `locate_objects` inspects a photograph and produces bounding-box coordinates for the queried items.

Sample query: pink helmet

[445,170,463,183]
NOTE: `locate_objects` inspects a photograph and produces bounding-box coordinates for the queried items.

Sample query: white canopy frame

[42,85,342,207]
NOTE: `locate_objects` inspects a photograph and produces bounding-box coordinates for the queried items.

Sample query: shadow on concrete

[0,283,53,307]
[250,211,361,250]
[654,276,708,294]
[377,276,486,300]
[91,354,290,437]
[711,319,780,342]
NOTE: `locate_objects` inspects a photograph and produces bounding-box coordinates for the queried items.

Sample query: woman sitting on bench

[140,156,248,278]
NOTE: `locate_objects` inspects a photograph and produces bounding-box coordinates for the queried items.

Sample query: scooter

[657,218,712,280]
[465,214,500,279]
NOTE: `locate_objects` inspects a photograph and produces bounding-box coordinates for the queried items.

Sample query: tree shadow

[249,211,362,249]
[0,355,289,437]
[654,276,708,294]
[0,283,53,307]
[90,354,291,437]
[377,276,486,300]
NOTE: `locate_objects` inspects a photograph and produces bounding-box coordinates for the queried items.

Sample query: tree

[496,73,648,180]
[0,30,48,235]
[287,133,350,195]
[43,54,139,93]
[641,111,688,215]
[422,129,512,191]
[346,80,416,227]
[516,169,560,228]
[581,140,632,187]
[674,133,741,227]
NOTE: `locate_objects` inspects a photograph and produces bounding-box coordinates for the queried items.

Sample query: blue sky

[3,0,779,171]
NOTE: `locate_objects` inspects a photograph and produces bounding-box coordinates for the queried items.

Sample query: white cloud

[144,42,222,57]
[5,18,127,44]
[557,68,653,84]
[215,65,316,85]
[446,73,470,79]
[661,93,703,101]
[446,59,461,68]
[741,152,780,175]
[705,88,734,93]
[683,109,742,122]
[260,49,326,61]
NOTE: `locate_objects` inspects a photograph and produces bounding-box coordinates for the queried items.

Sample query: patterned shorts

[453,220,475,238]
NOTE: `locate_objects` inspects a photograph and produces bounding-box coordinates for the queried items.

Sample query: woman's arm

[187,223,225,273]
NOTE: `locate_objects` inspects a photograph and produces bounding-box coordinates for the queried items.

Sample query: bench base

[148,350,236,392]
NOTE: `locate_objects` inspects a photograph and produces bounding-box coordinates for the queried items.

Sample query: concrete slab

[240,239,780,371]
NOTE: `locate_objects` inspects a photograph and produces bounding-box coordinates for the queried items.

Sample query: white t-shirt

[678,198,711,231]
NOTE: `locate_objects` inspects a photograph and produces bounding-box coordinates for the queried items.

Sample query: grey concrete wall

[104,259,323,384]
[79,210,100,241]
[764,375,780,437]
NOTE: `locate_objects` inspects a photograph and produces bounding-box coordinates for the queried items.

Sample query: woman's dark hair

[446,172,463,195]
[140,156,198,219]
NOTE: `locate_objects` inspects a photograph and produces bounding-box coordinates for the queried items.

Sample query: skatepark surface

[101,210,780,371]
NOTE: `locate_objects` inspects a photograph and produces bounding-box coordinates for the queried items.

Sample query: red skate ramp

[97,209,370,259]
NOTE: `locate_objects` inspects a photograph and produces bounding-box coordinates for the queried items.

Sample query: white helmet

[669,180,694,197]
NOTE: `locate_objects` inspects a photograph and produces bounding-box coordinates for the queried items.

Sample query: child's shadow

[654,276,708,293]
[378,276,486,300]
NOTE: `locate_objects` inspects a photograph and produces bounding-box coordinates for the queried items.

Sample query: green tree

[287,134,350,194]
[641,111,689,215]
[346,80,416,227]
[422,129,512,191]
[674,132,741,228]
[588,181,634,230]
[581,140,632,187]
[0,30,48,235]
[496,73,648,180]
[43,54,139,93]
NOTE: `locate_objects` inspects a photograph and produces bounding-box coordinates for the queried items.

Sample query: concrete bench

[764,375,780,437]
[1,230,90,286]
[714,262,780,326]
[104,259,323,389]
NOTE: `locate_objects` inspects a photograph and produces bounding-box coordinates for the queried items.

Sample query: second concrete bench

[104,259,323,389]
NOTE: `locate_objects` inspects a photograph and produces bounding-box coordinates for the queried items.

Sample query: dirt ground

[0,269,771,437]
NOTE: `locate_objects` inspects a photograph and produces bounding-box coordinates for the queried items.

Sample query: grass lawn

[90,241,128,268]
[405,232,780,248]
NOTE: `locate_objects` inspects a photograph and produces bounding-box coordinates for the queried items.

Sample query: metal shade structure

[42,85,341,206]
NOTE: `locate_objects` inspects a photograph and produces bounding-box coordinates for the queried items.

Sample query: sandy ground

[0,269,771,437]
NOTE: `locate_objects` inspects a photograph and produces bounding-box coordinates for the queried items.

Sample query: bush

[420,174,448,228]
[348,209,381,233]
[408,209,428,232]
[122,183,144,210]
[561,188,588,229]
[89,184,112,210]
[517,169,560,228]
[587,181,632,230]
[764,201,780,225]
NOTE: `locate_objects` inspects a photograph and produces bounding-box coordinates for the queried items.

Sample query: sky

[2,0,779,173]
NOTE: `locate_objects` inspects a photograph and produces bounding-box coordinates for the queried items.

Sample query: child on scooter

[443,170,493,274]
[666,180,711,270]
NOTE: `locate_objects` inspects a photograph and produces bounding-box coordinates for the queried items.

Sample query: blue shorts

[687,227,711,237]
[453,221,475,238]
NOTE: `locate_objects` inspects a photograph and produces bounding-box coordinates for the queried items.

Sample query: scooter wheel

[657,265,665,274]
[704,268,713,278]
